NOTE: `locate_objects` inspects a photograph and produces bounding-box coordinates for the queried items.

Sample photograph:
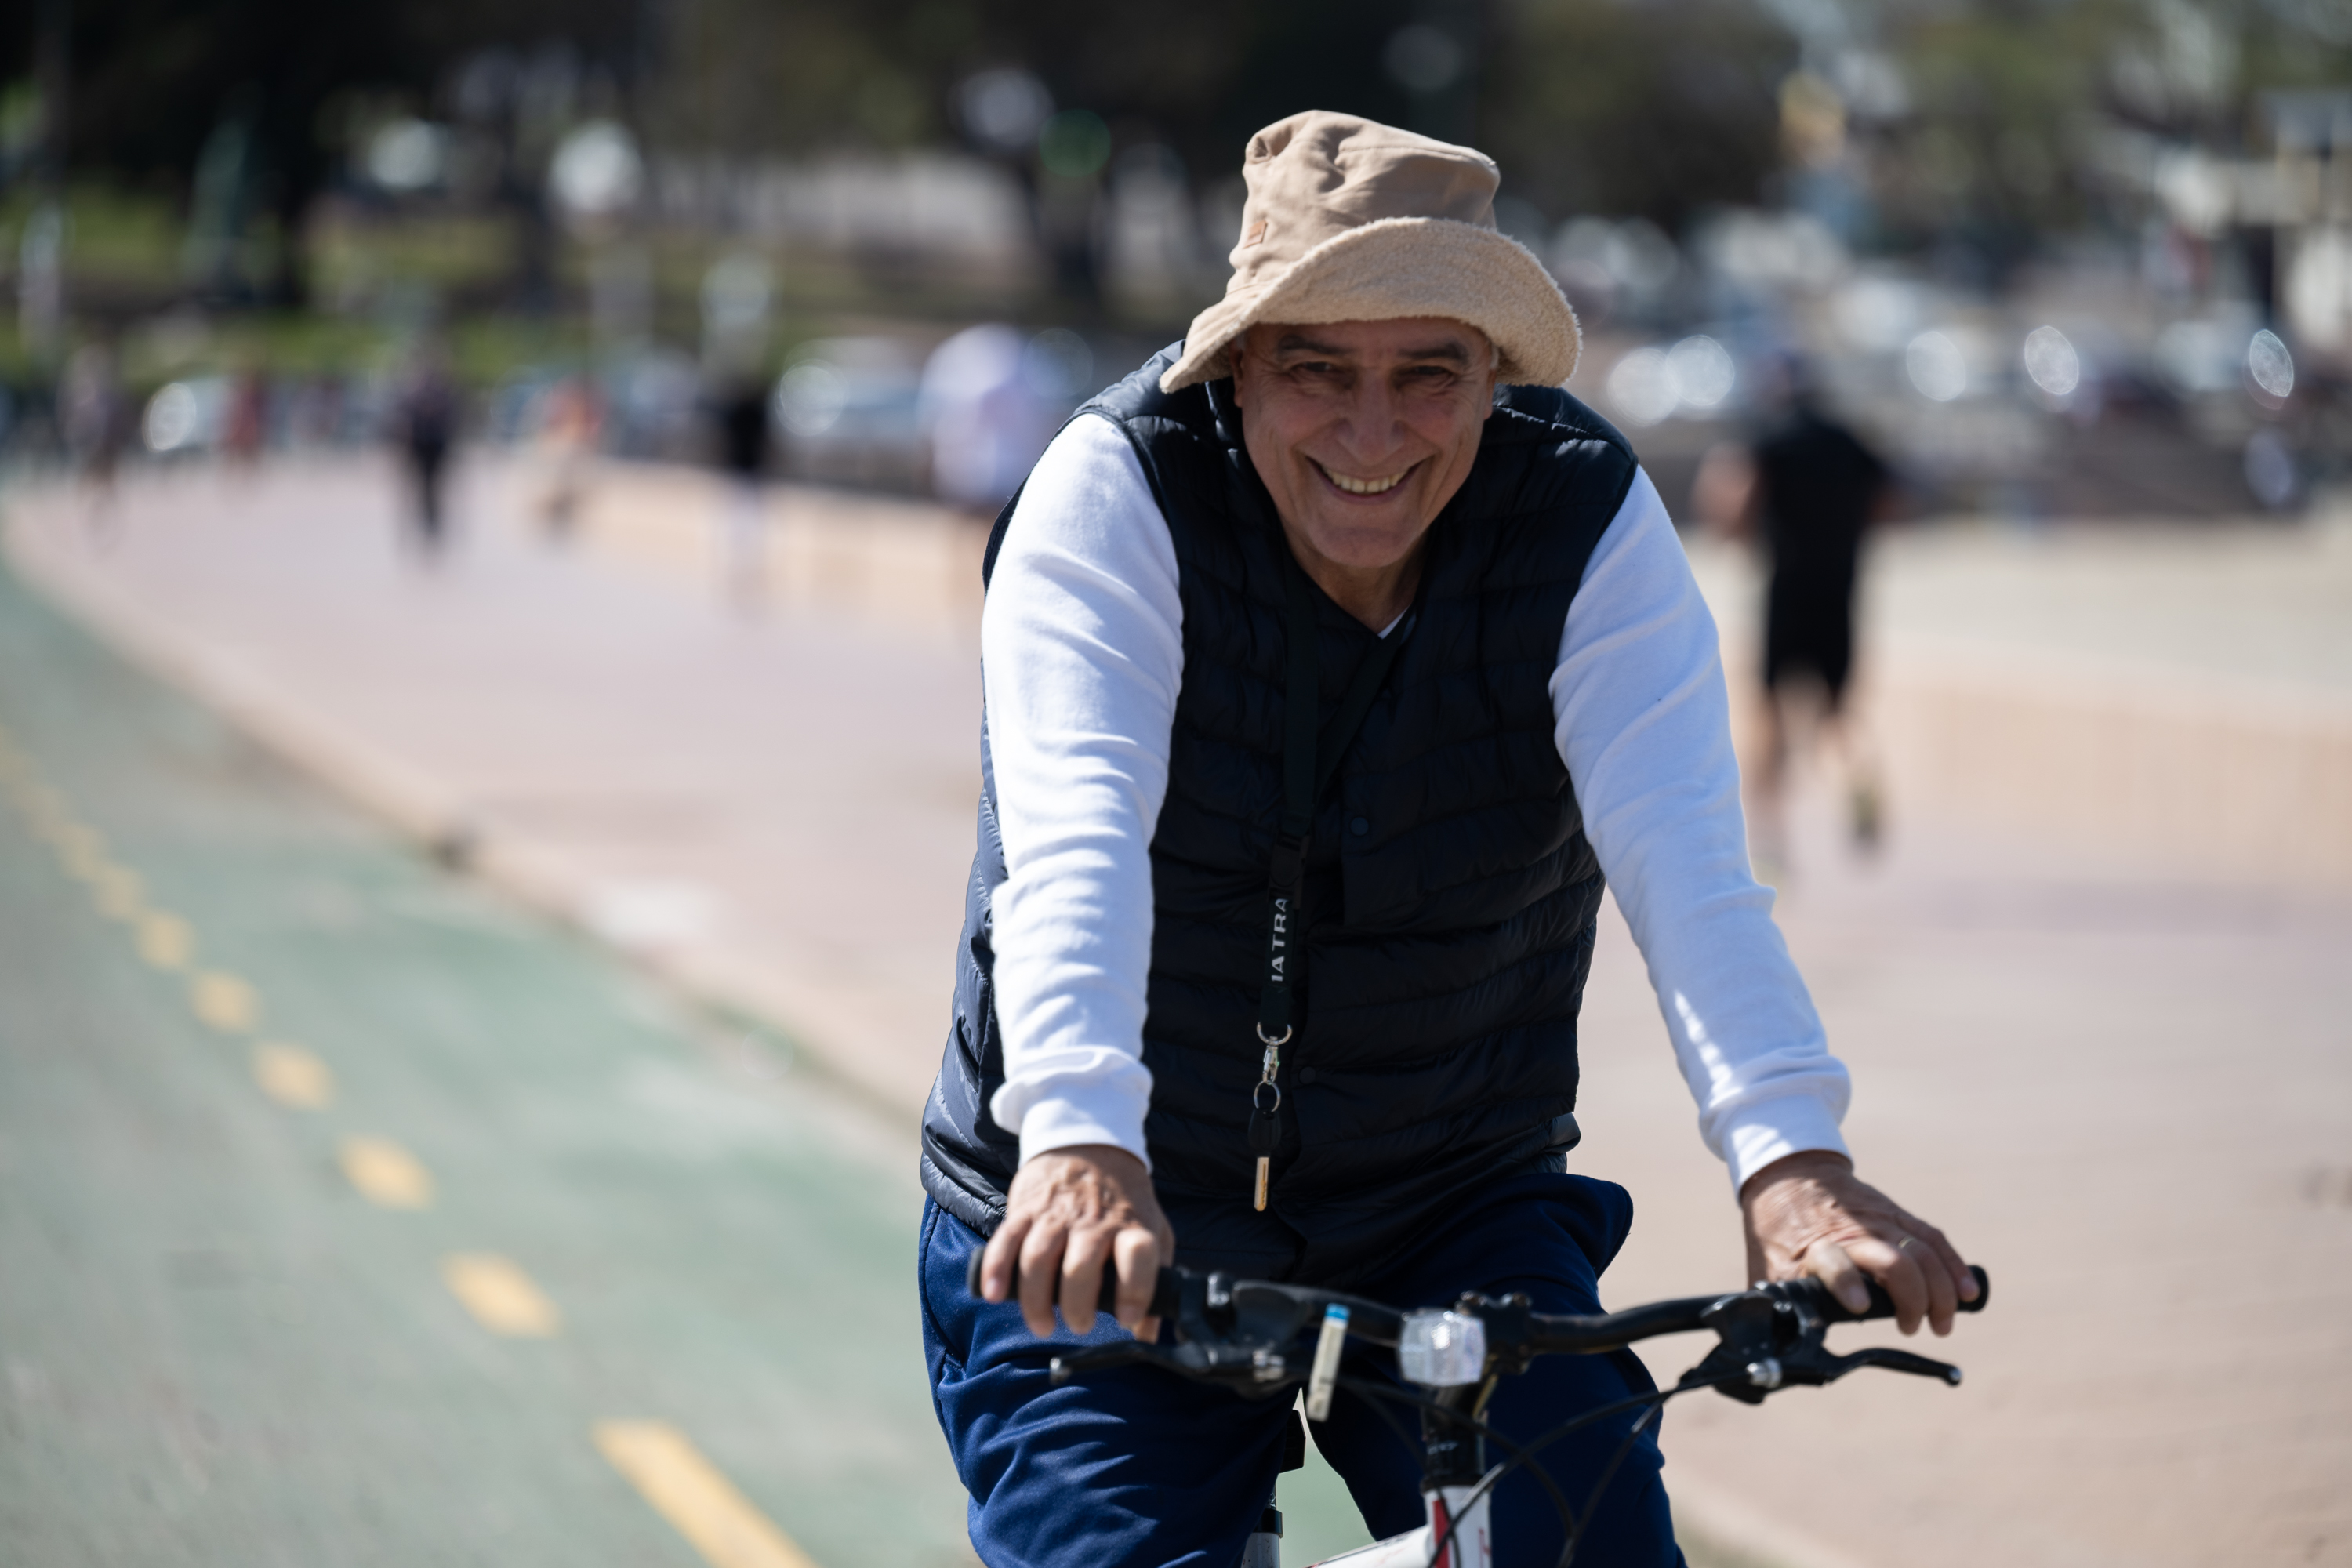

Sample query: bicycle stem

[1419,1378,1491,1490]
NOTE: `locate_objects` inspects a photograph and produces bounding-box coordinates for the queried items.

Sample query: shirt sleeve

[1552,468,1853,1196]
[981,414,1181,1169]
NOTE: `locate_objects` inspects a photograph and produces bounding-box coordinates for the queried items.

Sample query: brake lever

[1682,1291,1965,1403]
[1814,1345,1962,1385]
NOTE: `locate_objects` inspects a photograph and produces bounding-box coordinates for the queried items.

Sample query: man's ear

[1227,343,1248,408]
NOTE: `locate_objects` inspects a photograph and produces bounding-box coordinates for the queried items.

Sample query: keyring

[1257,1025,1292,1048]
[1252,1080,1283,1114]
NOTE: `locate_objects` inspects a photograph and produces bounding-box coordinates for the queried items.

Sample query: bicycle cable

[1332,1368,1434,1455]
[1421,1393,1662,1568]
[1333,1377,1582,1555]
[1556,1401,1662,1568]
[1412,1371,1737,1568]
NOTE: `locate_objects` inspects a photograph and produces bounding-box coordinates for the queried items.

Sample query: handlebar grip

[1802,1264,1991,1323]
[964,1246,1181,1320]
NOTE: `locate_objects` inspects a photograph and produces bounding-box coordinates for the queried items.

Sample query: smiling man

[916,112,1974,1568]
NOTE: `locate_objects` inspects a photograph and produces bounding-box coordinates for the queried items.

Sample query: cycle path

[0,558,981,1566]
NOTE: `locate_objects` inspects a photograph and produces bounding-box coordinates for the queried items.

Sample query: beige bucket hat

[1161,111,1579,394]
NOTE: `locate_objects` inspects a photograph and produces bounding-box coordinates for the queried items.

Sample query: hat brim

[1160,217,1580,393]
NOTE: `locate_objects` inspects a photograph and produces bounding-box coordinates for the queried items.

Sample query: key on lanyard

[1248,1035,1284,1210]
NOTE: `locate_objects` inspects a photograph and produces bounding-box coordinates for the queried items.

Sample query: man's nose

[1334,379,1411,464]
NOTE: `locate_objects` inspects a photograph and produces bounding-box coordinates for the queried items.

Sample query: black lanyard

[1247,544,1410,1208]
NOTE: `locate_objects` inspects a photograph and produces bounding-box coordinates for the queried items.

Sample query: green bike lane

[0,556,992,1568]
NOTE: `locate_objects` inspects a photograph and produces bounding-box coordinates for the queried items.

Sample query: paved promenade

[5,456,2348,1568]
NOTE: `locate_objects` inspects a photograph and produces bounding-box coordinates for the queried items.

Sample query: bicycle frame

[1306,1483,1491,1568]
[1294,1354,1500,1567]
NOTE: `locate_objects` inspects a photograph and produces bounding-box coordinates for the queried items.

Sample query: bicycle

[968,1251,1991,1568]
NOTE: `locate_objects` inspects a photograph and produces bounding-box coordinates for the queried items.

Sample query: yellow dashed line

[93,865,143,920]
[441,1254,562,1337]
[0,732,825,1568]
[594,1421,822,1568]
[136,911,193,970]
[252,1043,333,1109]
[56,825,107,880]
[191,971,259,1033]
[4,759,338,1166]
[340,1136,434,1209]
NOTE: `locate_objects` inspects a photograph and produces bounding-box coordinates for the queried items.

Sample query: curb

[0,479,919,1129]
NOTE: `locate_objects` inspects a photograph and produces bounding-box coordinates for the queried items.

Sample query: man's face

[1229,317,1497,580]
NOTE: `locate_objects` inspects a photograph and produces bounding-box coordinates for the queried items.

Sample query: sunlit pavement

[3,459,2350,1567]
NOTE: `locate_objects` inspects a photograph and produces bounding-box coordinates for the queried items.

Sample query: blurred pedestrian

[918,325,1062,515]
[709,371,771,609]
[1707,365,1896,877]
[223,365,268,477]
[394,345,460,561]
[59,340,127,537]
[535,374,602,540]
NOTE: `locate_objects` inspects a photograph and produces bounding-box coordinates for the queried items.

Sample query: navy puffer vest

[920,346,1638,1286]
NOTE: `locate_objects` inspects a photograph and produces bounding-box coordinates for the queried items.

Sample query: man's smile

[1312,459,1417,497]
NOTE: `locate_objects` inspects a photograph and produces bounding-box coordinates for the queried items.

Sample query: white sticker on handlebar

[1305,1305,1349,1421]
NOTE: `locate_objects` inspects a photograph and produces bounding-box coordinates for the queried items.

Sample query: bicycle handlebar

[964,1247,1986,1347]
[1530,1264,1989,1346]
[1801,1264,1992,1324]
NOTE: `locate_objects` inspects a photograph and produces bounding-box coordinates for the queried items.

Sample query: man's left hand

[1739,1150,1977,1336]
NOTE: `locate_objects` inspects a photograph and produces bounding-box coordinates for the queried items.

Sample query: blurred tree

[636,0,1434,307]
[0,0,637,307]
[1480,0,1795,231]
[640,0,1425,167]
[22,0,2349,322]
[1014,0,1419,172]
[1864,0,2352,281]
[1869,2,2127,279]
[647,0,951,154]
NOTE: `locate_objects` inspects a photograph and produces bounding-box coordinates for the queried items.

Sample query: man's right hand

[979,1145,1175,1342]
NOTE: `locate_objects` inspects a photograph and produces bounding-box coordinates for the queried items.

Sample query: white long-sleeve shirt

[982,413,1849,1197]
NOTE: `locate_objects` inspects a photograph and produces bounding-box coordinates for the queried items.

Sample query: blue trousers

[918,1173,1686,1568]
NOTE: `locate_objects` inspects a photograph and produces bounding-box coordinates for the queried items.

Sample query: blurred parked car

[602,350,703,461]
[771,336,927,491]
[142,376,232,457]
